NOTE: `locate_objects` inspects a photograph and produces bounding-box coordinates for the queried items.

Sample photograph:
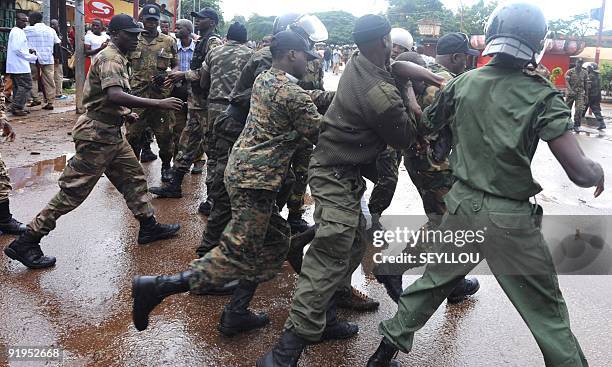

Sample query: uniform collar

[177,38,195,51]
[269,67,298,83]
[352,50,395,85]
[138,31,164,45]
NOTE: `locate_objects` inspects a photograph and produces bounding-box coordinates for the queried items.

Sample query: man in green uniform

[0,81,27,235]
[149,8,222,198]
[583,63,606,130]
[565,58,588,132]
[127,4,178,182]
[4,14,183,270]
[257,15,432,366]
[367,4,603,366]
[131,30,334,338]
[193,22,253,257]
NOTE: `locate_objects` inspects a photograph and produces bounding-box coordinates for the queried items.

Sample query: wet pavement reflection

[0,137,611,366]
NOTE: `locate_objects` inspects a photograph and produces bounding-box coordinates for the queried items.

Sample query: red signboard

[85,0,115,24]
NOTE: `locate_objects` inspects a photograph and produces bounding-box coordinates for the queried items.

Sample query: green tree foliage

[456,0,498,35]
[245,14,276,41]
[549,13,599,39]
[386,0,458,36]
[313,11,357,45]
[600,61,612,94]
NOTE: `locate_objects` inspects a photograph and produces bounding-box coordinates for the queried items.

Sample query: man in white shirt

[6,12,37,116]
[24,11,60,110]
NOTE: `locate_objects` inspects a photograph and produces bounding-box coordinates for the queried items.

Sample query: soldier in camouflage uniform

[565,58,588,131]
[4,14,183,270]
[583,63,606,130]
[193,22,253,259]
[149,8,222,198]
[375,34,481,305]
[0,78,28,235]
[126,4,178,182]
[132,30,334,337]
[286,56,325,233]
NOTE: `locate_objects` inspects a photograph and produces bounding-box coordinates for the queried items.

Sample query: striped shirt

[24,23,60,65]
[177,39,195,71]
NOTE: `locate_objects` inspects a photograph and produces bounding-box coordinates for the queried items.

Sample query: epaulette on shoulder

[522,67,551,85]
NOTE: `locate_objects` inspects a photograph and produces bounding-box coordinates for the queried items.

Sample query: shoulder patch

[366,82,401,115]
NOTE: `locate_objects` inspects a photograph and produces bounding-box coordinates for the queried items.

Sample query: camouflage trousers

[126,107,173,166]
[204,103,228,198]
[287,141,313,216]
[189,187,291,289]
[174,109,208,174]
[368,147,401,215]
[404,152,454,224]
[28,139,155,237]
[0,155,12,203]
[566,93,586,127]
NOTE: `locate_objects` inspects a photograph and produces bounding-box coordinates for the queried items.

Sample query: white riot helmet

[390,28,414,51]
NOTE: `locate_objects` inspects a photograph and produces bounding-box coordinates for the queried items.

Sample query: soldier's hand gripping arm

[106,86,184,111]
[305,90,335,114]
[290,89,327,145]
[391,61,446,88]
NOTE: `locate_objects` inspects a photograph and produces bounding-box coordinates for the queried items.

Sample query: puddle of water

[8,155,70,190]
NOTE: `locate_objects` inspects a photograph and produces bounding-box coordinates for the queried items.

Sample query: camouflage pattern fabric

[169,108,188,159]
[73,43,131,145]
[126,33,177,163]
[173,109,207,174]
[189,187,290,288]
[203,103,227,198]
[0,156,11,203]
[565,67,588,126]
[203,41,254,102]
[228,46,273,112]
[185,35,222,110]
[297,58,324,91]
[225,68,332,192]
[28,139,154,236]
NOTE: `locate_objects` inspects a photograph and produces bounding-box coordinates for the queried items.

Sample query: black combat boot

[287,211,309,234]
[149,170,185,198]
[336,286,380,311]
[197,199,213,216]
[161,164,173,183]
[366,337,401,367]
[256,329,309,367]
[218,280,270,336]
[4,230,56,269]
[320,297,359,341]
[140,146,158,163]
[132,270,194,331]
[375,272,403,303]
[0,200,27,234]
[447,277,480,304]
[285,225,316,274]
[137,216,180,244]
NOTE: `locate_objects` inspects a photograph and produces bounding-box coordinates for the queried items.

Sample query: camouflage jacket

[73,43,131,144]
[129,32,177,98]
[0,78,6,128]
[298,58,325,91]
[225,67,334,192]
[565,67,588,95]
[186,34,223,110]
[203,41,254,103]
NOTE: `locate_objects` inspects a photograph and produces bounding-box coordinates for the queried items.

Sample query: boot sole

[131,277,149,331]
[138,225,181,245]
[4,247,56,269]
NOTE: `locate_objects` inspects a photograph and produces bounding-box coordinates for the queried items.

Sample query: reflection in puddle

[8,155,68,190]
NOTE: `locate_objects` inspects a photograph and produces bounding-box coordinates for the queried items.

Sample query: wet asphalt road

[1,75,612,366]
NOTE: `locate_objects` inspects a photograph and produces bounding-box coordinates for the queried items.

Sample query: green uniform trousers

[287,140,314,216]
[189,186,291,289]
[285,157,368,342]
[204,103,227,197]
[174,109,207,174]
[0,155,12,203]
[126,107,173,165]
[379,181,588,367]
[368,146,401,215]
[28,139,154,236]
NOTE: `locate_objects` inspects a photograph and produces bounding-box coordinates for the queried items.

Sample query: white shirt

[6,27,37,73]
[84,31,110,58]
[24,23,60,65]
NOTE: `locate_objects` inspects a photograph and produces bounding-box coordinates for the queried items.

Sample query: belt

[226,104,249,124]
[86,111,124,126]
[209,98,230,105]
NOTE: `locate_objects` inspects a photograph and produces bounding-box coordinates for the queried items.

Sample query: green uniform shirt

[129,32,178,98]
[73,43,131,144]
[203,41,254,103]
[225,67,332,192]
[422,58,573,200]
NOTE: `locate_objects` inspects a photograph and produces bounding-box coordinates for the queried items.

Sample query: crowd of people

[0,2,607,366]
